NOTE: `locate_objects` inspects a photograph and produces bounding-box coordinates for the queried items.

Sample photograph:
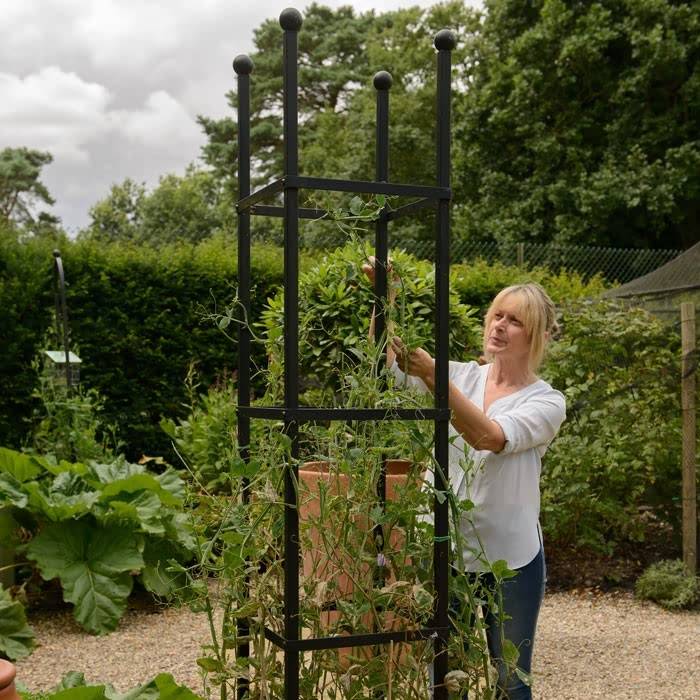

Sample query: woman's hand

[391,336,435,386]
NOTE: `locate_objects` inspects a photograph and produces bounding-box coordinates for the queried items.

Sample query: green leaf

[0,473,28,508]
[501,638,520,668]
[27,520,144,634]
[0,585,35,660]
[99,474,180,507]
[99,492,166,535]
[49,687,109,700]
[0,447,44,482]
[349,196,364,215]
[143,674,203,700]
[490,559,518,581]
[159,417,177,439]
[163,511,196,552]
[140,537,187,598]
[155,469,186,501]
[230,457,261,479]
[23,479,98,522]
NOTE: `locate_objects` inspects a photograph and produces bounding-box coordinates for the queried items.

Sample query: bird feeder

[46,249,81,389]
[43,349,82,387]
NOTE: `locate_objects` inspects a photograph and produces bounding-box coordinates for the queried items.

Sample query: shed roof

[604,242,700,297]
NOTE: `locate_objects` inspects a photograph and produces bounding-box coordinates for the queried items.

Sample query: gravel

[15,590,700,699]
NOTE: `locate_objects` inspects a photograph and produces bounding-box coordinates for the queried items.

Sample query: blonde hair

[482,282,558,370]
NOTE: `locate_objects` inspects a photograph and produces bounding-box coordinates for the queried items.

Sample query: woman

[364,261,566,699]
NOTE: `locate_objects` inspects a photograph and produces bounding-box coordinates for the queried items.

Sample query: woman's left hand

[391,336,435,384]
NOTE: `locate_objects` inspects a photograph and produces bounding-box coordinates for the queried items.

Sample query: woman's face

[485,294,531,363]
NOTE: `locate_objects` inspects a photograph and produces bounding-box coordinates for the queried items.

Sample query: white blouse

[391,359,566,571]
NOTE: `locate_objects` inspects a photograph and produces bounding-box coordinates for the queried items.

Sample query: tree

[84,168,227,246]
[86,178,145,243]
[454,0,700,249]
[0,147,55,224]
[198,1,478,245]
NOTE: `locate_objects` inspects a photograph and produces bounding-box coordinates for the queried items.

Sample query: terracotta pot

[298,459,414,594]
[299,460,365,598]
[0,661,20,700]
[298,459,418,669]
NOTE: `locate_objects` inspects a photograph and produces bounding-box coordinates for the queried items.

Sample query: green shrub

[540,300,682,551]
[0,225,54,447]
[261,241,483,398]
[451,258,607,315]
[635,560,699,610]
[160,372,241,493]
[30,366,116,463]
[0,233,285,459]
[0,584,34,660]
[0,446,195,634]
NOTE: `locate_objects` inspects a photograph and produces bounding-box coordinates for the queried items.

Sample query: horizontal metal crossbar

[250,199,436,223]
[236,179,285,211]
[250,205,328,220]
[288,176,451,200]
[385,198,437,222]
[238,406,451,422]
[236,177,451,212]
[264,625,449,651]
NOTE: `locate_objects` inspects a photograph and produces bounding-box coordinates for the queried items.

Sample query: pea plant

[178,238,525,698]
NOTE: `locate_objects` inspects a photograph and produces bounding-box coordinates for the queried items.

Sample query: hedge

[0,231,283,459]
[0,229,605,459]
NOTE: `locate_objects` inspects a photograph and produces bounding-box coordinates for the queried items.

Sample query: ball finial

[373,71,393,91]
[279,8,303,31]
[434,29,457,51]
[233,54,254,75]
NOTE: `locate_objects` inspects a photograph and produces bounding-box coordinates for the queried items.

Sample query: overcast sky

[1,1,482,233]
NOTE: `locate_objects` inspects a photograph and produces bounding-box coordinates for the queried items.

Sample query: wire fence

[401,239,683,284]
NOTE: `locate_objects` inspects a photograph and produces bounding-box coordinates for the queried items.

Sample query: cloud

[110,91,201,151]
[0,67,113,163]
[0,0,478,231]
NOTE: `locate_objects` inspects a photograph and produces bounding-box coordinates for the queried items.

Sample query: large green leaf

[0,447,44,482]
[99,474,180,506]
[41,673,202,700]
[118,673,203,700]
[27,520,144,634]
[0,473,28,508]
[86,459,142,486]
[139,537,188,598]
[50,688,109,700]
[23,478,98,522]
[163,511,196,552]
[0,584,35,659]
[98,491,166,535]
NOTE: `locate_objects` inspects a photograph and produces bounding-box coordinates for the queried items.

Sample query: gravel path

[15,591,700,699]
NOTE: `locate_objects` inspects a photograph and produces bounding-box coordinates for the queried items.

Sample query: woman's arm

[391,337,506,453]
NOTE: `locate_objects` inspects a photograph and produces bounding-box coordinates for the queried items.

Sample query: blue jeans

[451,544,546,699]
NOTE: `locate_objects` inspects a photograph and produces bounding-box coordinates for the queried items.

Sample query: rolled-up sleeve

[493,391,566,455]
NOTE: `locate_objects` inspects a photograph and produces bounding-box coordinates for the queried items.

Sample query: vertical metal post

[52,250,71,389]
[681,302,697,573]
[280,8,303,700]
[233,52,254,700]
[373,71,392,351]
[433,29,456,700]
